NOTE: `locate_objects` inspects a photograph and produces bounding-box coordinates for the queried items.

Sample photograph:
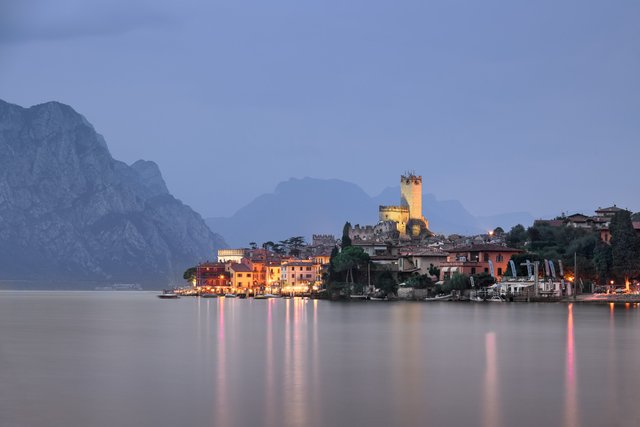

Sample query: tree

[506,224,527,248]
[593,241,613,285]
[287,236,305,257]
[632,212,640,222]
[183,267,197,282]
[249,242,257,250]
[341,222,352,248]
[332,246,369,284]
[428,263,441,279]
[262,241,275,251]
[375,270,397,296]
[472,272,495,288]
[610,210,640,284]
[406,274,434,289]
[493,227,505,236]
[446,273,471,292]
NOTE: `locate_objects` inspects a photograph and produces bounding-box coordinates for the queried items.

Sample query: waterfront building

[281,260,321,292]
[229,263,253,291]
[398,248,449,275]
[195,262,229,289]
[440,243,522,280]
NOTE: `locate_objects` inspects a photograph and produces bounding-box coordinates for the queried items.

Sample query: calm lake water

[1,292,639,427]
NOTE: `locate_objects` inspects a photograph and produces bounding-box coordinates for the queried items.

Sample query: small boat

[470,296,485,302]
[200,293,218,298]
[369,296,387,301]
[254,294,269,300]
[424,294,453,302]
[488,294,504,302]
[264,294,280,298]
[158,290,179,299]
[237,294,247,299]
[350,294,368,300]
[224,293,237,298]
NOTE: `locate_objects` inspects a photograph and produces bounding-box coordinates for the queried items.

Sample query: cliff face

[0,99,225,287]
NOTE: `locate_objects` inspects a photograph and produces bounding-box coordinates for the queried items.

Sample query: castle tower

[400,174,423,220]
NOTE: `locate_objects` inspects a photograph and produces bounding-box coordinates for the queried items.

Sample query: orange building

[440,244,522,280]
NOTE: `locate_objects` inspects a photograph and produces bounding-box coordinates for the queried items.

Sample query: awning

[450,267,460,273]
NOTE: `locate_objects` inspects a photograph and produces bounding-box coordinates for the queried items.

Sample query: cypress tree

[341,221,352,248]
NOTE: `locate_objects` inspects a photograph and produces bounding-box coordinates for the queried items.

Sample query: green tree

[493,227,505,236]
[183,267,197,282]
[593,241,613,285]
[446,273,471,292]
[610,210,640,284]
[332,246,370,284]
[341,222,352,248]
[249,241,257,250]
[375,270,397,296]
[428,263,441,279]
[506,224,527,248]
[472,272,495,288]
[287,236,305,257]
[406,273,434,289]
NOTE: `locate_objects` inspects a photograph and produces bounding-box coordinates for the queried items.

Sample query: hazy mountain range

[0,100,225,288]
[206,177,534,247]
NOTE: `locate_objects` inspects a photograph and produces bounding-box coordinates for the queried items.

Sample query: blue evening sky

[1,0,638,218]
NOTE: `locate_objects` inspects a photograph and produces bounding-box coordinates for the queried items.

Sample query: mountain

[206,178,501,247]
[0,99,226,288]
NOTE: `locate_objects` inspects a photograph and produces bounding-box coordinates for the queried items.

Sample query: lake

[1,291,639,427]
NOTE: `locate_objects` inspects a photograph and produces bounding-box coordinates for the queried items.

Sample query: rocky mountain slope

[0,100,225,288]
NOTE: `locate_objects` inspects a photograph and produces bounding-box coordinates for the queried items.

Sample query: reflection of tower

[400,174,423,220]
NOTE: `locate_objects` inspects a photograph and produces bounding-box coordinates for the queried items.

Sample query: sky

[1,0,639,219]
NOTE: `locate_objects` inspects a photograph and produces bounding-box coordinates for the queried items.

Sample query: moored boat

[424,294,453,302]
[200,293,218,298]
[157,290,179,299]
[224,293,237,298]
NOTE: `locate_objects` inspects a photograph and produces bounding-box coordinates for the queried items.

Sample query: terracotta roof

[448,244,522,253]
[230,263,252,273]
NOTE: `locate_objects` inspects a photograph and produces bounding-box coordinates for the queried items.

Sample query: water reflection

[215,297,229,426]
[564,304,577,427]
[483,332,500,427]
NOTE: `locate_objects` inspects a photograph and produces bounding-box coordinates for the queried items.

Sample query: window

[306,267,311,271]
[496,254,504,262]
[247,273,251,277]
[484,253,489,262]
[498,268,503,275]
[237,273,242,277]
[306,274,312,278]
[471,267,476,275]
[484,268,489,273]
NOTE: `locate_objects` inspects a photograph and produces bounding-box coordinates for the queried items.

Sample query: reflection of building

[440,244,522,280]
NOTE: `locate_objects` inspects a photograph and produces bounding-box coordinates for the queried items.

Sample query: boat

[264,294,280,298]
[200,293,218,298]
[157,290,179,299]
[424,294,453,302]
[350,294,368,300]
[470,296,485,302]
[224,293,237,298]
[254,294,269,300]
[369,296,387,301]
[488,294,504,302]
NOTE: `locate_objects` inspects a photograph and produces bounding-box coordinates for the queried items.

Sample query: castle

[350,173,431,241]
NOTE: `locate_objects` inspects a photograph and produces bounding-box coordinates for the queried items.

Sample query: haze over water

[2,292,639,427]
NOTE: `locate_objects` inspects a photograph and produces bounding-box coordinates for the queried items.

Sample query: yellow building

[378,173,430,239]
[229,263,253,291]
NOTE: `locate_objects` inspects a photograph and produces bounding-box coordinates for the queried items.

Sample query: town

[173,173,640,303]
